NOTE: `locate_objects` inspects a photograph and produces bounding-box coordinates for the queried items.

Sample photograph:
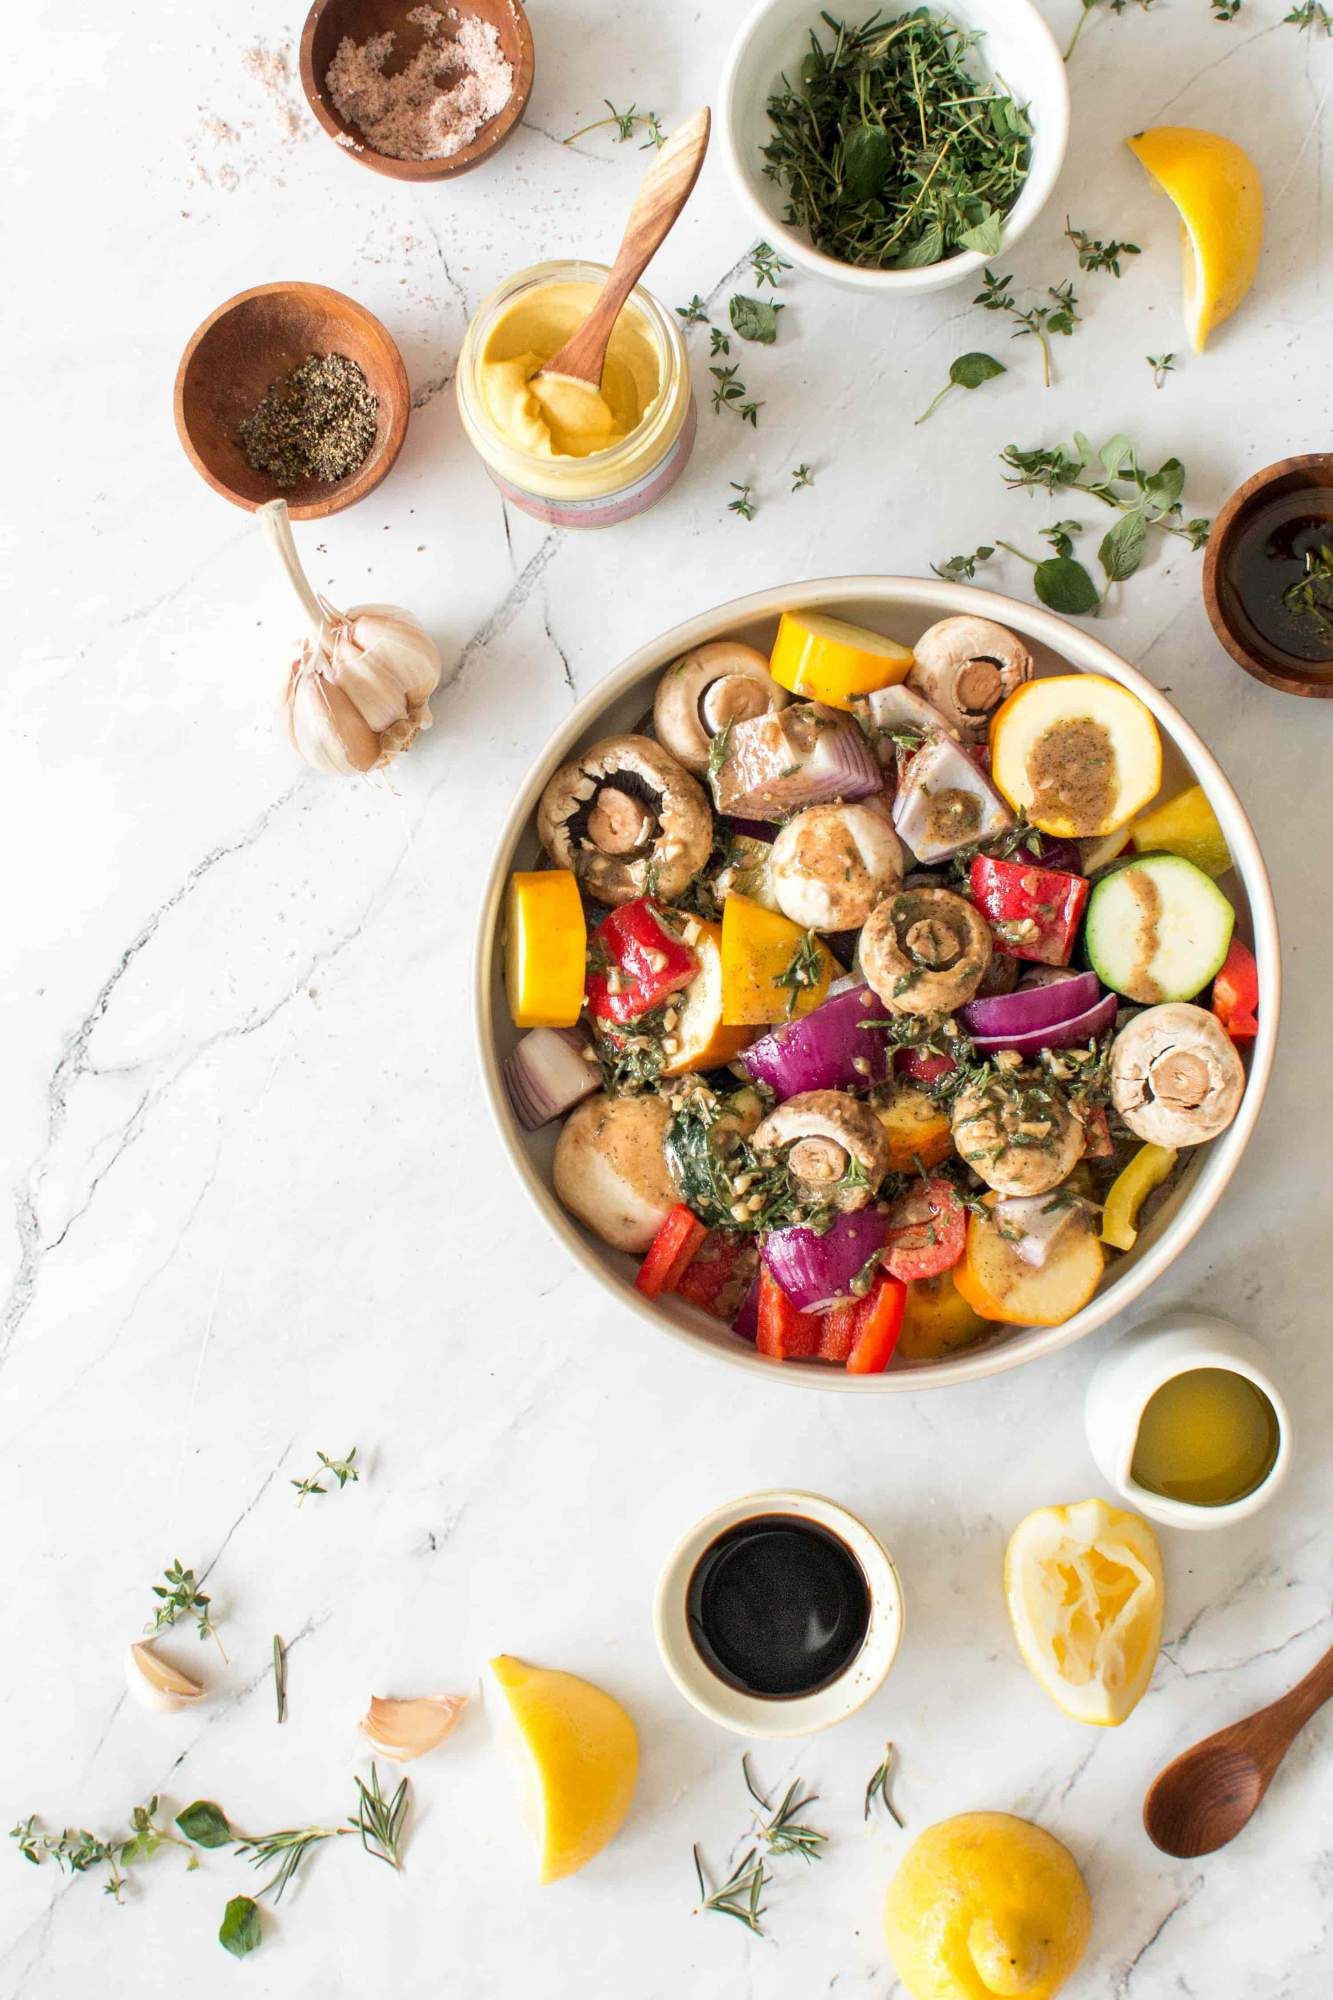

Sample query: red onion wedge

[762,1207,891,1313]
[503,1027,599,1130]
[962,971,1100,1041]
[741,984,889,1099]
[968,992,1118,1059]
[992,1194,1080,1269]
[892,735,1013,864]
[713,703,883,821]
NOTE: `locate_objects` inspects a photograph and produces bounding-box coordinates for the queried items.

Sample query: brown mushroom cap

[860,886,993,1016]
[652,642,787,775]
[908,617,1033,742]
[536,733,713,906]
[553,1092,677,1252]
[1110,1003,1246,1147]
[769,802,904,931]
[950,1069,1084,1196]
[752,1090,891,1208]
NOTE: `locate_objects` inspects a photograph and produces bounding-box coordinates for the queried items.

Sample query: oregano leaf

[219,1895,262,1959]
[177,1800,234,1849]
[1033,556,1100,615]
[1099,511,1148,583]
[728,295,784,344]
[950,352,1006,390]
[842,123,893,202]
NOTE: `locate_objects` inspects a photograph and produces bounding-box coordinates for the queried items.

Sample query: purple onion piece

[503,1027,598,1130]
[762,1208,891,1313]
[961,970,1100,1040]
[968,991,1118,1059]
[741,984,888,1099]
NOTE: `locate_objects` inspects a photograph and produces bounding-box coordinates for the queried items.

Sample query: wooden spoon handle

[1269,1636,1333,1737]
[541,106,711,387]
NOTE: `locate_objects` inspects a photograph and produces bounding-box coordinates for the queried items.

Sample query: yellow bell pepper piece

[1130,784,1232,879]
[720,893,833,1025]
[768,610,913,711]
[1100,1142,1178,1251]
[504,870,586,1028]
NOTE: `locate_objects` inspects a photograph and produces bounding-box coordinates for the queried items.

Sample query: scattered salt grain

[325,4,513,162]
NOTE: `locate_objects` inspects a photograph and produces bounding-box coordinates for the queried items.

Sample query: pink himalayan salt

[325,5,513,162]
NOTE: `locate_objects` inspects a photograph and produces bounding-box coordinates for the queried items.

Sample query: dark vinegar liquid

[686,1514,871,1699]
[1223,486,1333,668]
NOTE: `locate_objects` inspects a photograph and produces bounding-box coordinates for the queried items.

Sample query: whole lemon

[884,1812,1091,2000]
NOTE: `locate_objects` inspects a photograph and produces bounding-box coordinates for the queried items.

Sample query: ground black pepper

[237,351,379,486]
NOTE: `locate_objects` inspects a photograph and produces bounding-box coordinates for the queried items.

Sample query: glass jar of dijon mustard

[456,261,695,529]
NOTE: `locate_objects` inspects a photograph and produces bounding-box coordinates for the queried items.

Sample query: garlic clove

[126,1640,206,1714]
[348,607,442,709]
[359,1693,468,1762]
[289,667,381,775]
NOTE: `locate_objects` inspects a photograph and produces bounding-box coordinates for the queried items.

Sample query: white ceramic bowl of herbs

[718,0,1071,294]
[475,576,1280,1395]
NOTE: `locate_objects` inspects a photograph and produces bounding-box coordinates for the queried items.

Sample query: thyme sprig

[999,433,1211,548]
[147,1560,227,1662]
[751,240,792,288]
[728,481,757,521]
[1065,0,1155,63]
[743,1755,828,1862]
[791,462,815,490]
[675,294,708,324]
[693,1843,769,1933]
[760,11,1031,270]
[11,1799,193,1902]
[1147,352,1176,388]
[711,365,763,425]
[292,1446,360,1504]
[1285,2,1331,29]
[565,100,665,147]
[974,269,1081,388]
[1064,219,1140,276]
[1282,543,1333,632]
[932,544,994,583]
[864,1742,905,1827]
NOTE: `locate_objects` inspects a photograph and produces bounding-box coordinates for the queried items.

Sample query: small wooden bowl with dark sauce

[1203,454,1333,698]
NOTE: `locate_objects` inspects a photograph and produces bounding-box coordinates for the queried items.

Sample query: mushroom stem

[259,498,329,642]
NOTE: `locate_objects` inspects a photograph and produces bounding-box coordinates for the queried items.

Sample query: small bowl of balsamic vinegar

[1204,454,1333,697]
[654,1492,904,1738]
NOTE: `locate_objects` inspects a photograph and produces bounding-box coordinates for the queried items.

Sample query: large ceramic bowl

[718,0,1070,295]
[475,578,1280,1392]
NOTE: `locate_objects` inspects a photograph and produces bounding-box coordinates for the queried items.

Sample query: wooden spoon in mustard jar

[1143,1635,1333,1857]
[534,106,711,394]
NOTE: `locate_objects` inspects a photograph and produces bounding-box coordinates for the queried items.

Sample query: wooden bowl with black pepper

[173,281,410,520]
[299,0,535,182]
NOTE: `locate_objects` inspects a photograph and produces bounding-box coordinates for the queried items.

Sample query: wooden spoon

[536,107,711,390]
[1143,1636,1333,1857]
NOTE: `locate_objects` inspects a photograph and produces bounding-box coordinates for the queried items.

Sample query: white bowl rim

[473,574,1281,1394]
[716,0,1072,294]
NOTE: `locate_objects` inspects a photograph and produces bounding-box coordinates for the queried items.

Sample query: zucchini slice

[1084,853,1235,1003]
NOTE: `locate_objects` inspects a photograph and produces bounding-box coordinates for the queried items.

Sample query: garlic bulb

[126,1640,206,1714]
[260,500,443,776]
[359,1693,468,1762]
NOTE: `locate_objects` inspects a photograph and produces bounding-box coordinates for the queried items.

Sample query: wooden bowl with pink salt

[299,0,534,181]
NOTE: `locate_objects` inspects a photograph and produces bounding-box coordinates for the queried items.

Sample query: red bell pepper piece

[755,1268,824,1360]
[675,1232,759,1321]
[1212,937,1259,1042]
[846,1275,907,1374]
[969,855,1089,968]
[883,1178,967,1281]
[895,1046,956,1086]
[586,899,697,1025]
[636,1204,707,1299]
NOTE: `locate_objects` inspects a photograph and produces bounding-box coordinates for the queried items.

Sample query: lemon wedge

[1126,126,1263,351]
[1004,1499,1164,1726]
[885,1813,1092,2000]
[489,1654,638,1882]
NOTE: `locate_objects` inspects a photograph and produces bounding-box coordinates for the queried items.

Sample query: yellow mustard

[476,281,663,459]
[457,262,695,529]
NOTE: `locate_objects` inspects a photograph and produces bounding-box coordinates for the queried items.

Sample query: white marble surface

[4,1,1331,1993]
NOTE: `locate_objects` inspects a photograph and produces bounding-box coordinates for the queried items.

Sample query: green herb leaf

[1099,511,1148,584]
[728,294,784,344]
[219,1895,262,1959]
[842,123,893,202]
[915,351,1005,424]
[176,1801,234,1850]
[1033,556,1100,615]
[958,209,1004,257]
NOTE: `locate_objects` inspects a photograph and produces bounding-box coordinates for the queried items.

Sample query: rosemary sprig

[351,1764,409,1871]
[864,1742,905,1827]
[1147,352,1176,389]
[974,270,1081,389]
[273,1634,287,1723]
[728,482,757,521]
[234,1821,350,1902]
[774,930,824,1015]
[743,1755,828,1863]
[760,12,1031,269]
[147,1560,227,1662]
[291,1445,359,1504]
[1285,1,1331,29]
[693,1843,769,1934]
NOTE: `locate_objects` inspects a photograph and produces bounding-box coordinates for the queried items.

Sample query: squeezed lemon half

[489,1654,639,1882]
[1004,1498,1164,1726]
[1127,126,1263,351]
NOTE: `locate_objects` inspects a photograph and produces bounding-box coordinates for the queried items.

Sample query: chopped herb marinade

[761,9,1032,271]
